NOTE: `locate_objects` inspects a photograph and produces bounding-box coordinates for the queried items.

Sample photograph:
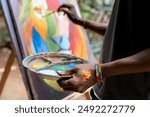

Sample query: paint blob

[38,70,59,77]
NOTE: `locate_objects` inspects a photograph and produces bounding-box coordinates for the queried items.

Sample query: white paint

[55,12,64,20]
[31,0,48,19]
[38,70,59,77]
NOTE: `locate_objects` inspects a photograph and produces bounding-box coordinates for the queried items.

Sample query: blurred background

[0,0,114,99]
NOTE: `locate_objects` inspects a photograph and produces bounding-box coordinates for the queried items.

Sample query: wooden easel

[0,43,16,96]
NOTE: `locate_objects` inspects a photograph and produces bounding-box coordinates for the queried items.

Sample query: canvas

[10,0,89,57]
[6,0,94,99]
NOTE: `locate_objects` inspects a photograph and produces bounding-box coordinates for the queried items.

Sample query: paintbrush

[42,11,56,17]
[43,11,65,18]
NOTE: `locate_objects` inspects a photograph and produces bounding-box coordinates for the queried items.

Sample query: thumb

[57,76,71,87]
[57,67,78,76]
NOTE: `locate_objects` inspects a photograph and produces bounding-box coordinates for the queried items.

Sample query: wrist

[75,18,86,27]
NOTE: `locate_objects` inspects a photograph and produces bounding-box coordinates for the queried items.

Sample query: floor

[0,48,28,100]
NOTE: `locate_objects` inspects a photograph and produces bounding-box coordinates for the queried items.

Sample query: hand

[58,3,82,25]
[57,64,97,93]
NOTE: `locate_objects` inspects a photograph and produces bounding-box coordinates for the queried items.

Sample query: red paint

[50,58,59,62]
[46,0,61,11]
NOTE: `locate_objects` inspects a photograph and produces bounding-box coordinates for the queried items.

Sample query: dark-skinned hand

[57,3,83,25]
[57,64,97,93]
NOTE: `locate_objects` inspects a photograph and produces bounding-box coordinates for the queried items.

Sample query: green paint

[50,63,78,71]
[50,65,68,71]
[46,15,60,52]
[46,15,57,36]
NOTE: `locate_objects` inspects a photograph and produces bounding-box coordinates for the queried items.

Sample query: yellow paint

[32,62,48,69]
[43,79,64,91]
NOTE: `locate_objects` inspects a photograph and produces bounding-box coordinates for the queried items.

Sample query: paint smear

[50,63,77,71]
[38,70,59,76]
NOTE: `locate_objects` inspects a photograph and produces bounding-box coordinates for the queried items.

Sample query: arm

[57,48,150,93]
[58,3,107,35]
[102,48,150,78]
[76,18,107,35]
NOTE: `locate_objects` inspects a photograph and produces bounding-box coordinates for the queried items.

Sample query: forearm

[76,18,107,35]
[101,48,150,78]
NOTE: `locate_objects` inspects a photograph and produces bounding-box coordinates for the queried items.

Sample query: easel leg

[0,51,15,96]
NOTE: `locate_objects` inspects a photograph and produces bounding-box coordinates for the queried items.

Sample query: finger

[63,87,85,93]
[58,8,73,16]
[63,87,77,92]
[57,78,73,87]
[57,80,69,87]
[57,67,78,76]
[58,3,74,11]
[62,74,82,86]
[58,77,87,93]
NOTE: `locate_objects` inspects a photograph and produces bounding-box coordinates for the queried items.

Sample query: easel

[0,5,16,96]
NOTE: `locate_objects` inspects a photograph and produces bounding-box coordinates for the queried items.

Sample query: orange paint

[30,10,48,42]
[69,23,88,59]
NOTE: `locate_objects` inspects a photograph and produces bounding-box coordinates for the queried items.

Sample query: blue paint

[36,62,78,72]
[58,0,66,4]
[67,63,77,68]
[32,27,49,53]
[51,35,70,50]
